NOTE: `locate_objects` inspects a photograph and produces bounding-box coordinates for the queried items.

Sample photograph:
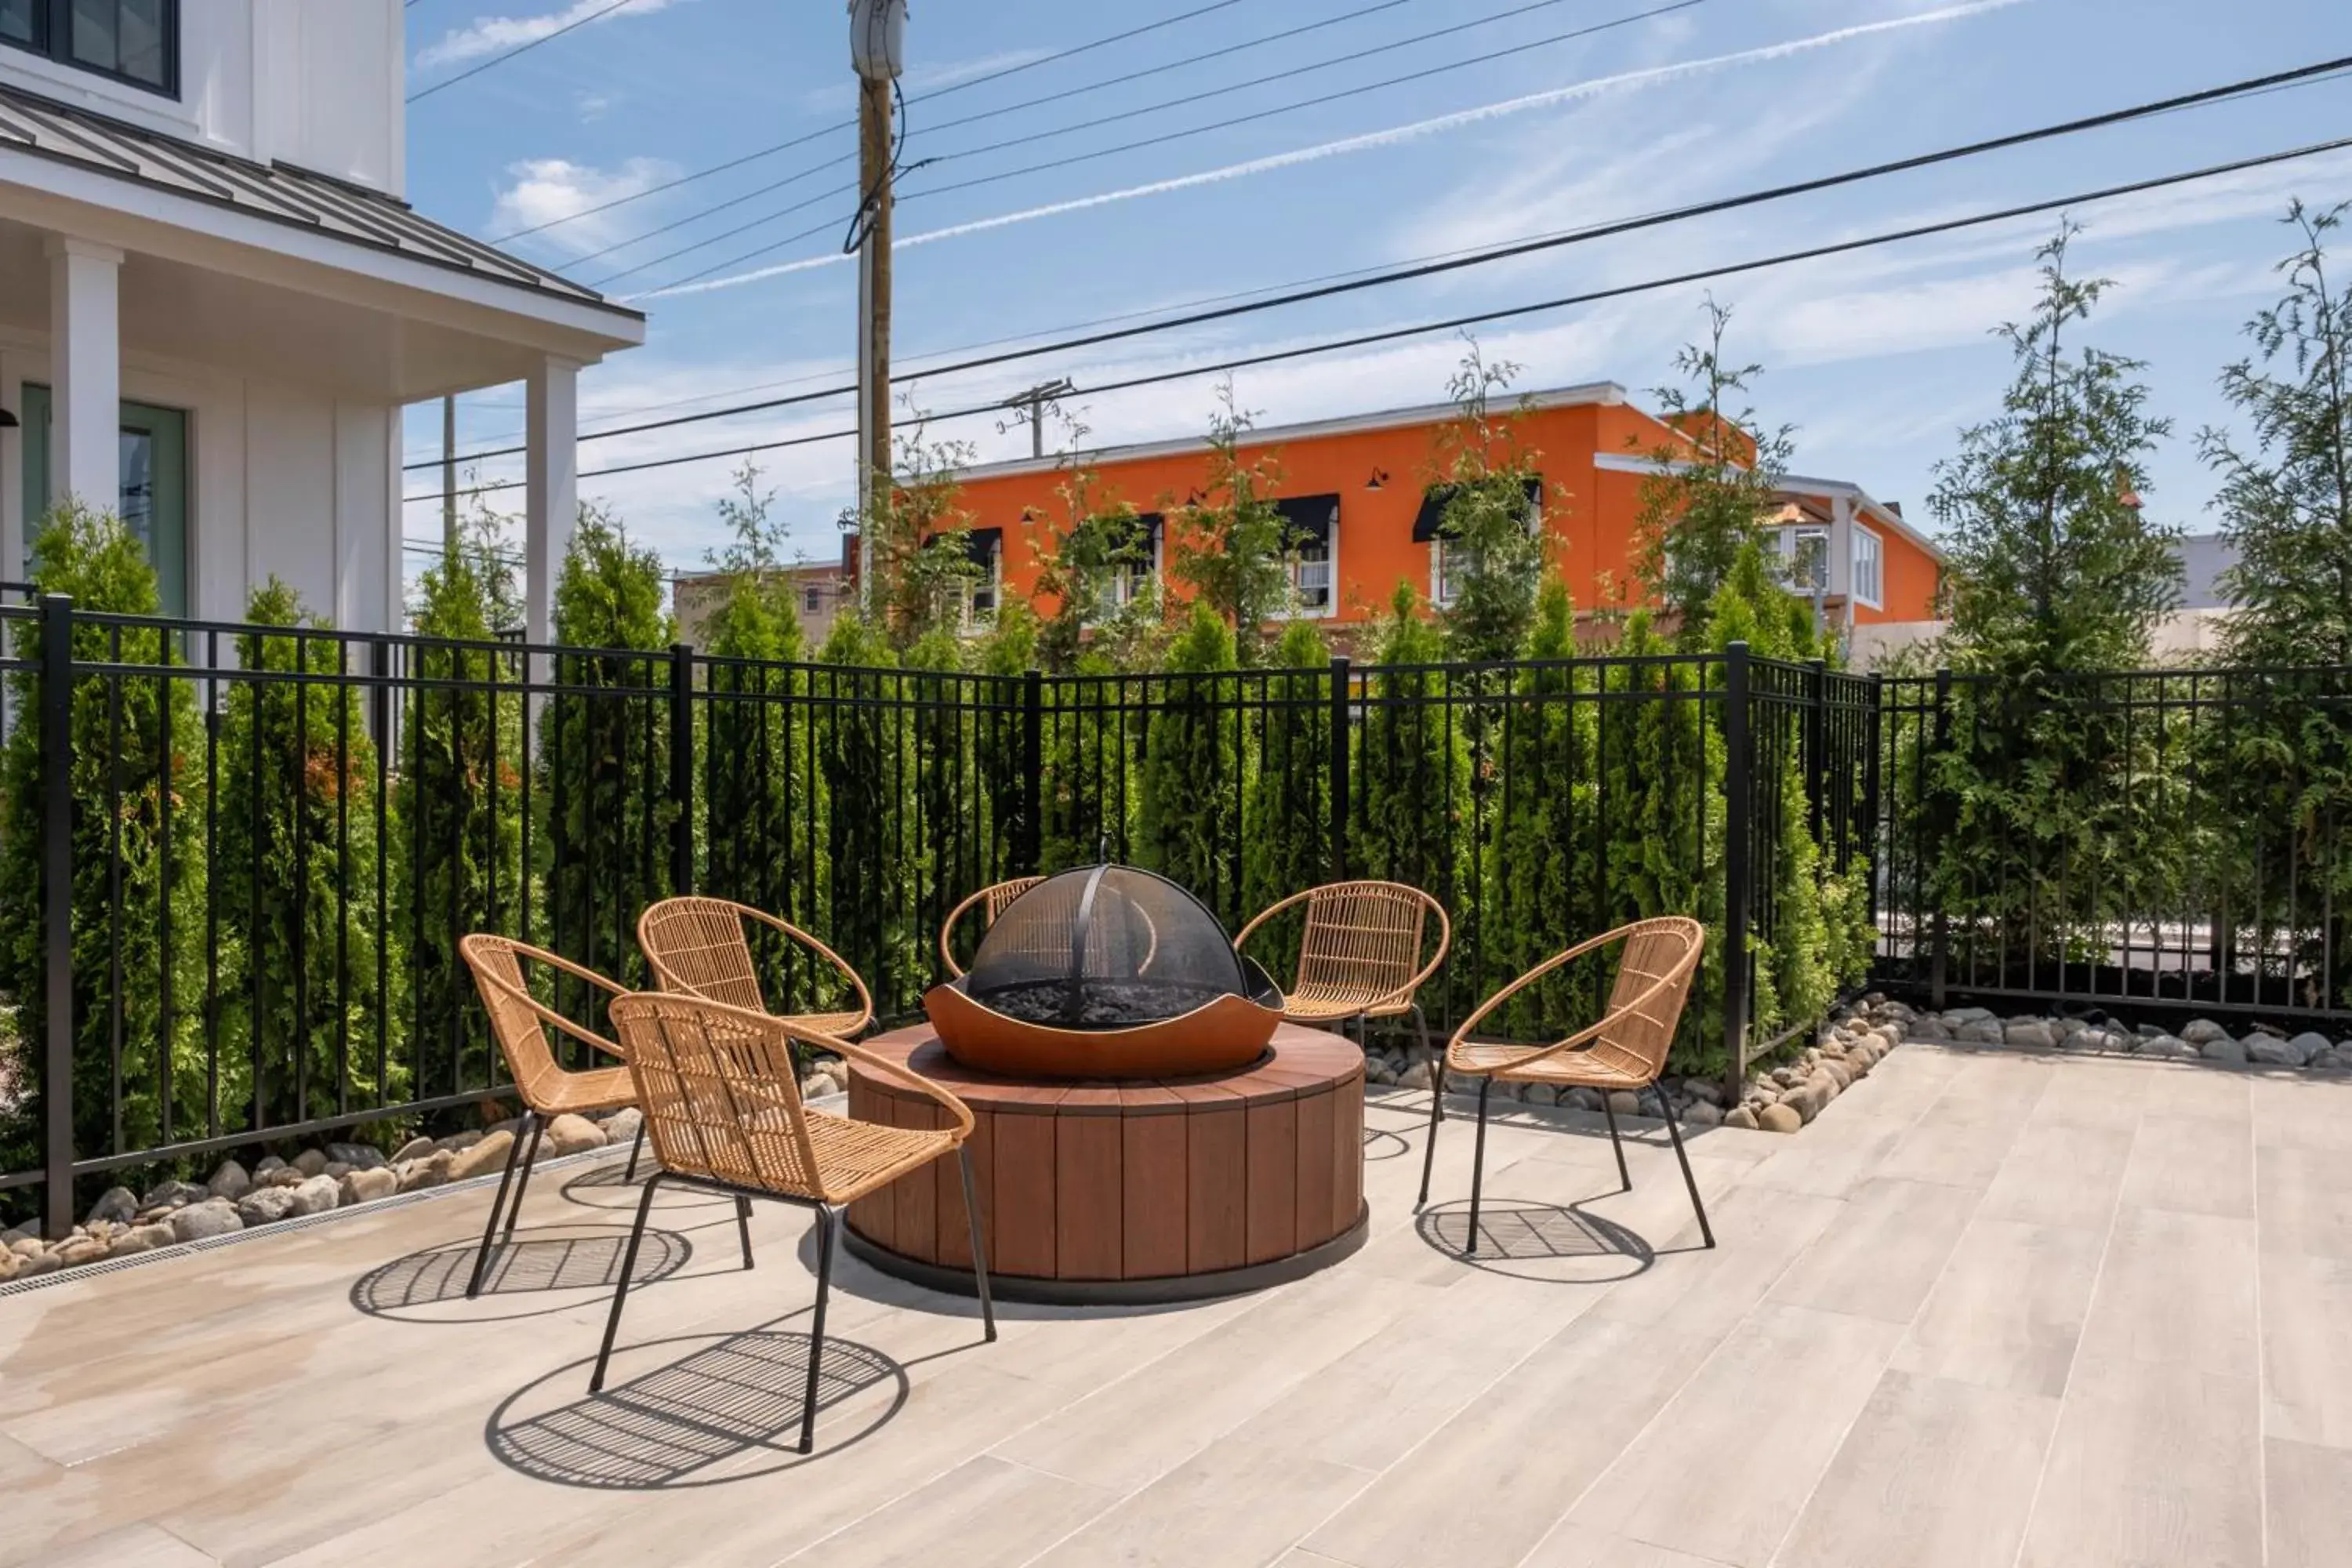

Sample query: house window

[1771,527,1828,593]
[1414,477,1541,608]
[1104,514,1159,614]
[803,584,822,615]
[1274,494,1338,618]
[1852,524,1884,609]
[2,1,180,95]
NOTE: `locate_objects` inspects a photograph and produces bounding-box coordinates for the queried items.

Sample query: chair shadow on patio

[351,1223,692,1323]
[1413,1198,1657,1283]
[487,1327,908,1488]
[559,1159,735,1213]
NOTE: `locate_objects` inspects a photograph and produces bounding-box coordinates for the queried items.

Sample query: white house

[0,0,643,639]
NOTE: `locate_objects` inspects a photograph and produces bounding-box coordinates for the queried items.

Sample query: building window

[1430,538,1470,608]
[1769,527,1828,593]
[802,584,822,615]
[1852,524,1884,608]
[1101,515,1160,615]
[2,1,179,95]
[1289,535,1333,613]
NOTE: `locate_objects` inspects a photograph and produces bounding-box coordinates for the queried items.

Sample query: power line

[407,56,2352,474]
[487,0,1261,244]
[408,0,648,103]
[560,0,1551,274]
[619,0,1702,292]
[400,131,2352,501]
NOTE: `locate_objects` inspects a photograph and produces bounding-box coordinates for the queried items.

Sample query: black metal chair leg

[1465,1077,1492,1256]
[622,1117,646,1183]
[800,1205,838,1455]
[1600,1091,1632,1192]
[735,1196,755,1269]
[500,1112,546,1243]
[1410,1004,1441,1125]
[1657,1081,1716,1249]
[466,1111,532,1299]
[1416,1047,1446,1210]
[958,1148,997,1342]
[590,1174,662,1393]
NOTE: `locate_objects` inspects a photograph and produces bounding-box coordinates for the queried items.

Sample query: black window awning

[1109,512,1162,556]
[1274,494,1339,546]
[964,525,1002,567]
[1411,476,1544,542]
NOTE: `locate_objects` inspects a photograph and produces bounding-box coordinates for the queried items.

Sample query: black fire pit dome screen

[964,865,1256,1029]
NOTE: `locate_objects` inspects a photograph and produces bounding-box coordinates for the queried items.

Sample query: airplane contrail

[637,0,2024,301]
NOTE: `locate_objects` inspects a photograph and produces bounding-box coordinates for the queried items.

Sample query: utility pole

[441,394,458,550]
[850,0,905,607]
[1005,377,1076,460]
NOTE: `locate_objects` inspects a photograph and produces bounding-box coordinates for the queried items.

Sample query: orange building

[942,382,1940,641]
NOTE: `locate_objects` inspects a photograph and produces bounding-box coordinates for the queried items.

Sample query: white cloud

[489,157,683,256]
[416,0,686,71]
[642,0,2026,299]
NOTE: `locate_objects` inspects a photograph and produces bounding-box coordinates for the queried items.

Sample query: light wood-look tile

[2119,1109,2256,1218]
[778,1455,1114,1567]
[1772,1370,2057,1568]
[2259,1248,2352,1450]
[2074,1203,2259,1381]
[1563,1304,1906,1566]
[2258,1142,2352,1260]
[36,1523,217,1568]
[2264,1436,2352,1568]
[1029,1434,1373,1567]
[1891,1218,2103,1399]
[1766,1178,1980,1323]
[2017,1353,2262,1568]
[1977,1122,2133,1231]
[1520,1521,1738,1567]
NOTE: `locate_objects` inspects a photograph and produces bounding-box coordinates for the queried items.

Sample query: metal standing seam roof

[0,79,641,323]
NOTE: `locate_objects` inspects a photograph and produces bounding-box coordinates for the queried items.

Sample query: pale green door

[19,385,188,616]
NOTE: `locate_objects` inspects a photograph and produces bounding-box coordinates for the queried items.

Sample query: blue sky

[397,0,2352,581]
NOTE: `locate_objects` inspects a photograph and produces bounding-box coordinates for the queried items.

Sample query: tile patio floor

[2,1042,2346,1567]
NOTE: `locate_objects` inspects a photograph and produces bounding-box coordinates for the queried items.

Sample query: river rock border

[1362,996,1916,1136]
[1909,1007,2352,1071]
[0,1058,855,1286]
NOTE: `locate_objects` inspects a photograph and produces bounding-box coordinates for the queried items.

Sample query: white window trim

[1850,522,1884,611]
[1274,519,1338,621]
[1428,535,1460,608]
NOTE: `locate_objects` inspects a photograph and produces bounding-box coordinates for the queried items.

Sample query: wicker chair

[936,875,1044,978]
[593,993,994,1453]
[1419,917,1712,1254]
[637,896,875,1041]
[1235,880,1450,1094]
[459,935,656,1298]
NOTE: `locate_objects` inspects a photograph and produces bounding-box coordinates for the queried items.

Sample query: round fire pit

[923,865,1284,1080]
[841,1023,1367,1305]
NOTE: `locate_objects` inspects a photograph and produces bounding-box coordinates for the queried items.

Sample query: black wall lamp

[1365,466,1388,490]
[0,408,17,430]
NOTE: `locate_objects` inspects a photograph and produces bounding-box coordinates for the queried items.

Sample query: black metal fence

[1875,662,2352,1027]
[0,592,1901,1236]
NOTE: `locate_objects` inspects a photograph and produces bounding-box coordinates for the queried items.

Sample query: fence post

[1327,655,1351,882]
[1018,668,1044,875]
[1806,657,1827,848]
[668,642,695,895]
[38,594,74,1240]
[1721,641,1751,1105]
[1864,671,1885,906]
[1930,666,1952,1011]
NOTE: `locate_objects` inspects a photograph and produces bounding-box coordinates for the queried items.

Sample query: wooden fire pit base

[842,1023,1367,1305]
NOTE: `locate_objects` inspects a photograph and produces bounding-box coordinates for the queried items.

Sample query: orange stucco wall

[949,399,1938,629]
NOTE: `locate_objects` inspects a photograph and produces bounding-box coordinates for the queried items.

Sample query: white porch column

[524,356,579,650]
[45,237,123,515]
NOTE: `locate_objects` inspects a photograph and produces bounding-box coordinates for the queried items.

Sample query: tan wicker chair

[459,935,653,1299]
[637,896,875,1041]
[1235,880,1450,1091]
[937,875,1044,978]
[1419,917,1712,1254]
[593,993,994,1453]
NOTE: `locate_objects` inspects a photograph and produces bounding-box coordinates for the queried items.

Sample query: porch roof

[0,79,638,330]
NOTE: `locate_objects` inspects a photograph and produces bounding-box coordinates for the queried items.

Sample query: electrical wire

[545,0,1570,273]
[399,131,2352,501]
[405,56,2352,473]
[486,0,1261,243]
[408,0,646,103]
[610,0,1702,291]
